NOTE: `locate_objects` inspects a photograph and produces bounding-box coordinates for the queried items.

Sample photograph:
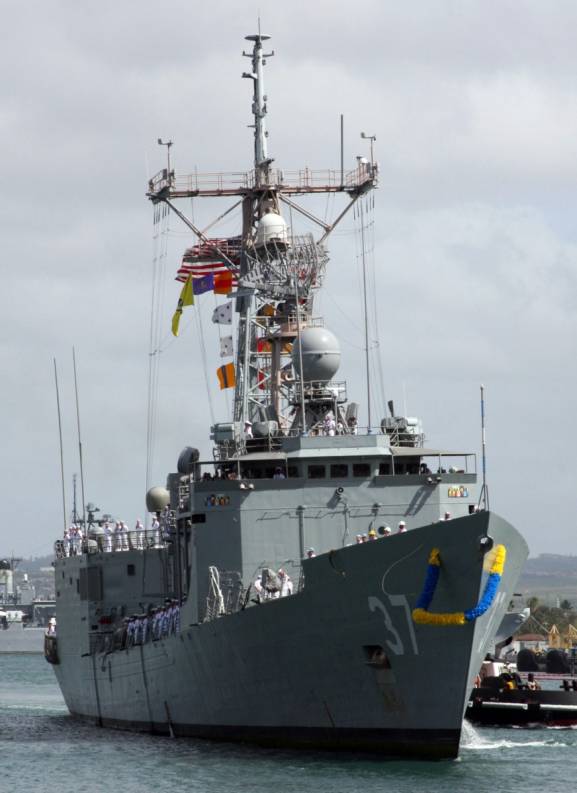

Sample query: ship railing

[204,568,244,623]
[53,532,170,559]
[252,314,323,334]
[148,163,378,198]
[203,563,303,623]
[268,165,377,192]
[90,606,182,655]
[149,169,252,196]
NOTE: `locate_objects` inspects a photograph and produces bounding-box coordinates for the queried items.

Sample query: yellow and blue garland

[412,545,506,626]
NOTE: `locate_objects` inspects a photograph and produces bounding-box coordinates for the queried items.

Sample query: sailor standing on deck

[151,516,161,547]
[68,525,74,555]
[278,569,293,597]
[135,519,145,550]
[151,609,160,640]
[323,411,336,436]
[114,521,123,551]
[120,521,130,550]
[126,617,135,647]
[161,601,171,637]
[103,522,113,552]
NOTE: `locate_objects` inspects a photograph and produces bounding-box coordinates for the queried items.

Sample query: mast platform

[147,163,377,201]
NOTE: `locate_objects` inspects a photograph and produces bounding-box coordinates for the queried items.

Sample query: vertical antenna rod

[72,347,87,529]
[360,199,372,431]
[480,384,489,510]
[72,473,78,524]
[340,115,344,187]
[53,359,67,534]
[243,32,274,184]
[293,273,307,435]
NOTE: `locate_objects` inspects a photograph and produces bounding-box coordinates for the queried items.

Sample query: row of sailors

[354,512,457,542]
[61,518,167,555]
[120,601,181,649]
[356,520,408,541]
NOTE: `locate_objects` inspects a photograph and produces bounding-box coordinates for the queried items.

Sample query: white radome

[255,212,289,247]
[292,327,341,382]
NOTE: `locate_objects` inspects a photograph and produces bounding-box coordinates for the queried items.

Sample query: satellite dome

[146,487,170,513]
[292,327,341,383]
[255,212,289,247]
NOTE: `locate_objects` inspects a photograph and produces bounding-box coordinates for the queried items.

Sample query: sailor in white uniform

[278,569,293,597]
[134,519,145,550]
[103,522,113,552]
[151,517,161,547]
[114,521,123,551]
[120,521,130,551]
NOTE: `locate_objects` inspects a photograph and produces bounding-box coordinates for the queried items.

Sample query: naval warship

[47,33,529,759]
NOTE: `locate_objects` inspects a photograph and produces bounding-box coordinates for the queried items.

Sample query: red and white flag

[175,237,241,284]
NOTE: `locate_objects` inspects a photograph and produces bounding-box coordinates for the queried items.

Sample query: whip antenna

[72,347,87,530]
[53,358,67,534]
[479,384,489,510]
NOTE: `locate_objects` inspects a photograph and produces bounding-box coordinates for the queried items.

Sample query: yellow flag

[181,274,194,306]
[171,275,194,337]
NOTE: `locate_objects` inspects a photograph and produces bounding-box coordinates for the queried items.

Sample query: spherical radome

[146,487,170,513]
[292,327,341,382]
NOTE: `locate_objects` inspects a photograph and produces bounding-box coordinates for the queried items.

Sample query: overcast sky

[2,1,576,558]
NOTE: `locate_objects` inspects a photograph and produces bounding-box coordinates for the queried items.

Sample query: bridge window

[353,463,371,478]
[330,463,348,478]
[308,464,326,479]
[379,462,391,475]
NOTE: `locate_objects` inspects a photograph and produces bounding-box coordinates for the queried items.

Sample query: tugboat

[466,659,577,727]
[48,32,528,760]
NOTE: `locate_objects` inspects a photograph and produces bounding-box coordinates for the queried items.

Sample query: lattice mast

[146,33,378,436]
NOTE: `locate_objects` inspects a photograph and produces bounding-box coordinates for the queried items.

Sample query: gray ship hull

[0,625,44,654]
[52,511,527,759]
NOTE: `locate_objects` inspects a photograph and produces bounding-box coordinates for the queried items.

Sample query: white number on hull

[368,594,419,656]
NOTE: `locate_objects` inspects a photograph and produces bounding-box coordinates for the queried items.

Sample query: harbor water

[1,653,575,793]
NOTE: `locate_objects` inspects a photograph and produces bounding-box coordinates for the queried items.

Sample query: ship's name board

[205,494,231,507]
[448,486,469,498]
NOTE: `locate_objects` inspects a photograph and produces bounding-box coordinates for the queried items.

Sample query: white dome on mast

[255,211,289,247]
[292,327,341,383]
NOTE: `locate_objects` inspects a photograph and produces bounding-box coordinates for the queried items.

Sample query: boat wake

[461,721,566,751]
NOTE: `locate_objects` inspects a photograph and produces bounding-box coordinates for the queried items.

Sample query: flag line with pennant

[171,274,194,337]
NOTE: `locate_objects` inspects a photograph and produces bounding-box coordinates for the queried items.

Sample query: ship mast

[243,33,273,186]
[147,33,378,447]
